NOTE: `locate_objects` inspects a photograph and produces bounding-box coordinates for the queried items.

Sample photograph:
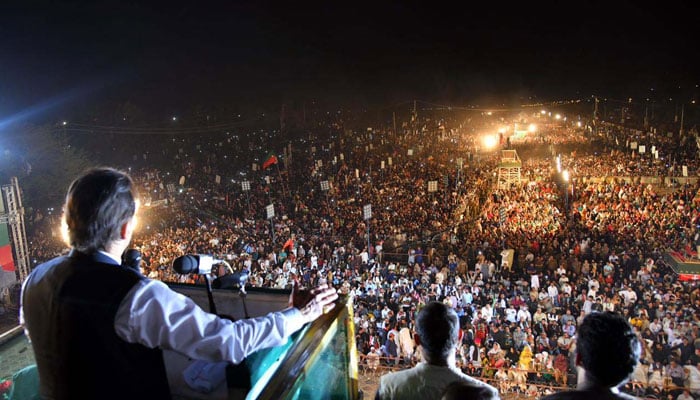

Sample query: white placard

[363,204,372,220]
[428,181,438,192]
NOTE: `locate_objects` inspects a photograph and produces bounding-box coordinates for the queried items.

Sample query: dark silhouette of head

[576,312,640,387]
[416,302,459,363]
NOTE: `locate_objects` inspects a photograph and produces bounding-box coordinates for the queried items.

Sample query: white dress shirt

[114,279,305,364]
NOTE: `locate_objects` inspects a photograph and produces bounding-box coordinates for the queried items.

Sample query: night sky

[0,1,698,122]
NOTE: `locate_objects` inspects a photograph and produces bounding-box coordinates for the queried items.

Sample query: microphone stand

[203,273,218,315]
[238,280,250,320]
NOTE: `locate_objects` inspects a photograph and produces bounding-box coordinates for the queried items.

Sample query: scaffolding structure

[497,150,522,189]
[0,177,30,282]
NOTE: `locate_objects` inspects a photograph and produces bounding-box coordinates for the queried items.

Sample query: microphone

[122,249,142,272]
[173,254,225,275]
[212,271,250,289]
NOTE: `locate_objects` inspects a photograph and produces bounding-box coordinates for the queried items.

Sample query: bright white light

[498,127,506,134]
[482,135,498,149]
[60,218,70,247]
[577,121,582,127]
[562,170,570,182]
[555,114,562,120]
[540,110,546,115]
[62,121,67,126]
[172,116,177,121]
[486,111,493,116]
[528,124,537,133]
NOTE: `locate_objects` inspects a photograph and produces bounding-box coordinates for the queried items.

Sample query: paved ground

[358,372,380,398]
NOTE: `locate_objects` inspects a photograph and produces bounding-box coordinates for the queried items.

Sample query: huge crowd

[20,110,700,399]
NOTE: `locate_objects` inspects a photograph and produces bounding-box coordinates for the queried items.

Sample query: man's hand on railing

[290,280,338,324]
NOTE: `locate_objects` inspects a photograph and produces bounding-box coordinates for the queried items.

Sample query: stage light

[482,135,498,149]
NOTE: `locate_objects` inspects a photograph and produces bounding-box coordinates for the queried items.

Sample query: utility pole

[593,96,599,120]
[675,104,679,123]
[280,103,286,135]
[412,100,418,136]
[680,103,685,136]
[593,96,599,135]
[644,105,649,129]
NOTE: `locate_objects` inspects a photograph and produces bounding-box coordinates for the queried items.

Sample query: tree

[0,124,93,209]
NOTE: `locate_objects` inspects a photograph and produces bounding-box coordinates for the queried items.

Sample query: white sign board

[363,204,372,220]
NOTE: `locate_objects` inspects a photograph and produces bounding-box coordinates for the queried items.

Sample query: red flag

[262,154,278,170]
[0,245,14,271]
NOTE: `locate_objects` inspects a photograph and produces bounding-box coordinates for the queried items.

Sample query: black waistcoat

[22,251,170,400]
